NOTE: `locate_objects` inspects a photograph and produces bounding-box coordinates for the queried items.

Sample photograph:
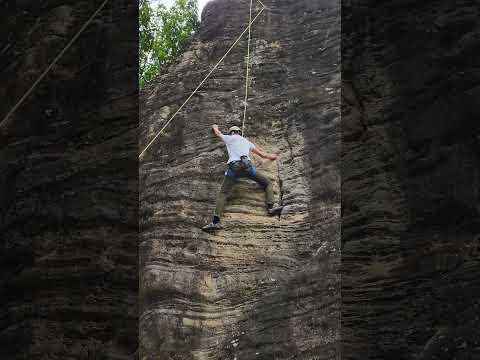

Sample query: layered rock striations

[0,1,138,358]
[342,1,480,358]
[140,0,340,359]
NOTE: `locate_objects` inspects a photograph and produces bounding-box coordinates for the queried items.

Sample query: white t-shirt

[220,134,256,164]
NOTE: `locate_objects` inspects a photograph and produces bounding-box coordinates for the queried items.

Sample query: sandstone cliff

[0,1,138,358]
[139,0,340,359]
[342,1,480,358]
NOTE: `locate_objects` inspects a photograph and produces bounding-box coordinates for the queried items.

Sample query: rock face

[0,1,138,358]
[139,0,340,359]
[342,1,480,359]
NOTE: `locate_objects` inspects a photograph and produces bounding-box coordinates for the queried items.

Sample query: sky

[151,0,212,20]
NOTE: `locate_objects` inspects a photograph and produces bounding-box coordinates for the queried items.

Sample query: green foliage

[139,0,200,88]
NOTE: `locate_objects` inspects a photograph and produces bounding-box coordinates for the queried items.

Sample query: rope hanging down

[241,0,254,137]
[139,0,267,159]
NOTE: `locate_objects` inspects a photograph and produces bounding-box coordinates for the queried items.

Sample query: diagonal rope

[0,0,110,130]
[139,4,265,159]
[241,0,254,137]
[256,0,267,9]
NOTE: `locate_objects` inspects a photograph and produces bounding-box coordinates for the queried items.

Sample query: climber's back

[220,132,256,164]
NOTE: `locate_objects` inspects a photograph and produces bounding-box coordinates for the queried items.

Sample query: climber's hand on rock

[212,124,223,138]
[269,154,279,161]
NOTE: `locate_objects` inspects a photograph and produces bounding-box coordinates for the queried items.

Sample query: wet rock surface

[342,1,480,359]
[0,1,138,358]
[140,0,340,359]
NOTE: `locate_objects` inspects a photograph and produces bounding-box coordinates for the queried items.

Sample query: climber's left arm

[251,145,278,161]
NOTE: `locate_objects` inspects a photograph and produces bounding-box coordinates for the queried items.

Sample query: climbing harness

[240,155,251,169]
[225,157,257,180]
[139,0,267,158]
[0,0,110,129]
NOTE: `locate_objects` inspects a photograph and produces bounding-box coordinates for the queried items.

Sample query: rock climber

[202,124,283,232]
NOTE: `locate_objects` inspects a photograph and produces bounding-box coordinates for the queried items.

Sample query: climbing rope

[139,0,266,159]
[0,0,110,129]
[241,0,254,137]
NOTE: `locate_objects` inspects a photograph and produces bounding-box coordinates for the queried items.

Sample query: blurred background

[140,0,212,87]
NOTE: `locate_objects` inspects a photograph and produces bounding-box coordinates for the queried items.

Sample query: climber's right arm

[212,124,224,139]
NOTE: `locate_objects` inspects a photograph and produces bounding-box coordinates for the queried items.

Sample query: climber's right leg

[202,172,236,232]
[214,174,235,220]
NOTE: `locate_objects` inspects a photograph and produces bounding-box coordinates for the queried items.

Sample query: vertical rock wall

[342,1,480,358]
[0,1,138,358]
[140,0,340,359]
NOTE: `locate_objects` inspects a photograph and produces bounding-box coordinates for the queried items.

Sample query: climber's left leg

[248,167,283,215]
[248,168,274,205]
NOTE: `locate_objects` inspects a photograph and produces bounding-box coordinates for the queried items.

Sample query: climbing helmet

[228,126,242,135]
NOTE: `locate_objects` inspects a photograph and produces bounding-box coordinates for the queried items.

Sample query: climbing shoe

[202,222,222,232]
[267,205,284,216]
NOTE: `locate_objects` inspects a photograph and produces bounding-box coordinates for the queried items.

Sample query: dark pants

[214,161,274,218]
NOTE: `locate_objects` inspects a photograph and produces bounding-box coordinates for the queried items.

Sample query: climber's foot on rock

[202,222,222,232]
[267,205,284,216]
